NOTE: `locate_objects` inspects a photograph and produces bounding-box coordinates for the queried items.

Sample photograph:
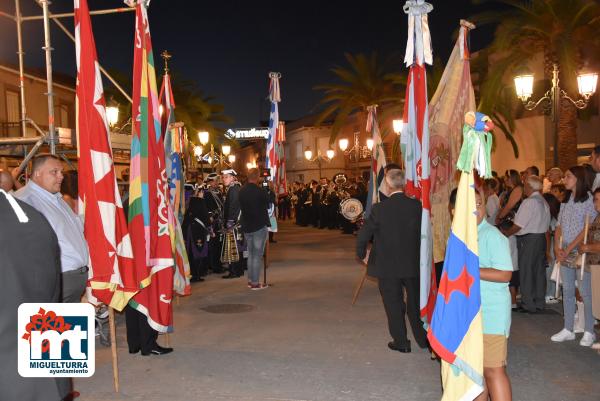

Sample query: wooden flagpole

[555,235,563,299]
[580,215,590,281]
[108,307,119,392]
[264,238,269,285]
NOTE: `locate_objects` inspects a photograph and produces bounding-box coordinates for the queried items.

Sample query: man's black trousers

[378,277,428,349]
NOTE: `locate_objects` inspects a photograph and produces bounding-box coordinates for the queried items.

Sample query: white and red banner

[75,0,138,310]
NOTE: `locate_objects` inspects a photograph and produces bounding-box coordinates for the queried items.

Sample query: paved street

[77,221,600,401]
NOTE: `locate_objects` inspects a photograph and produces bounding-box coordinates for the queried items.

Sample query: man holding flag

[357,169,429,353]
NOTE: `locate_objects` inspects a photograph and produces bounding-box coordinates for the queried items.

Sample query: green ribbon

[456,124,493,178]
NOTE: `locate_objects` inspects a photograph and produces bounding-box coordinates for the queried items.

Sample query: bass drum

[339,198,363,222]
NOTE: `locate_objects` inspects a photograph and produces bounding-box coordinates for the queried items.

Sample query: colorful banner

[127,0,175,333]
[402,0,436,324]
[160,69,191,296]
[274,120,287,195]
[75,0,138,311]
[266,72,281,180]
[428,21,477,264]
[428,171,484,401]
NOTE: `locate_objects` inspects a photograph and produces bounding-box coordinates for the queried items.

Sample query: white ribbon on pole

[1,189,29,223]
[269,72,281,103]
[366,104,378,133]
[403,0,433,67]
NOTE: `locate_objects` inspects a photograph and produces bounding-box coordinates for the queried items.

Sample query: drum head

[340,198,363,220]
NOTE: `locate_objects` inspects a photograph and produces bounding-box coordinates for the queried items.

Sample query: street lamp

[304,147,333,179]
[514,63,598,166]
[198,131,209,146]
[337,132,372,179]
[392,119,404,135]
[228,154,236,164]
[106,105,119,128]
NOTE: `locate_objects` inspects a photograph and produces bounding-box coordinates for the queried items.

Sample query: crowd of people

[477,149,600,352]
[2,144,600,400]
[182,168,276,288]
[352,146,600,401]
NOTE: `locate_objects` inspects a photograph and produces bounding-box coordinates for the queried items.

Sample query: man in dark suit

[356,169,428,353]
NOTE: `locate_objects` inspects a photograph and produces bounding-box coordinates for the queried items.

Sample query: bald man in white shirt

[14,154,89,303]
[503,175,550,313]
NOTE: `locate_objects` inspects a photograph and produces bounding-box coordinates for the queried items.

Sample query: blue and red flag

[428,111,494,400]
[364,105,387,217]
[401,0,436,324]
[266,72,281,179]
[428,171,484,400]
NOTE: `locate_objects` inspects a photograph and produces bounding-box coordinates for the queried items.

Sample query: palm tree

[472,0,600,169]
[167,74,232,142]
[103,71,232,142]
[470,48,520,157]
[313,52,403,144]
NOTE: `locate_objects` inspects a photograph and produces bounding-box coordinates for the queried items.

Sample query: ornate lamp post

[514,63,597,166]
[304,147,334,179]
[338,132,372,179]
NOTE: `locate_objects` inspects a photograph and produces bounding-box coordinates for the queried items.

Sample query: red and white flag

[75,0,138,310]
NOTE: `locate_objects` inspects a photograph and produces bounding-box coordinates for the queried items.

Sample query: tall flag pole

[428,111,494,400]
[428,20,477,274]
[364,105,387,217]
[273,120,287,195]
[127,0,175,333]
[401,0,436,324]
[159,51,191,297]
[266,72,281,180]
[75,0,138,310]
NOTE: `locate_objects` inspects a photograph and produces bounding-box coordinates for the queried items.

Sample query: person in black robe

[0,190,71,401]
[182,193,211,282]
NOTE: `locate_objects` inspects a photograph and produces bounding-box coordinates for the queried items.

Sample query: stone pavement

[76,221,600,401]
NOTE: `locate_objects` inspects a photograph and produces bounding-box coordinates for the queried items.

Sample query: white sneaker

[551,328,576,342]
[545,296,559,304]
[580,332,596,347]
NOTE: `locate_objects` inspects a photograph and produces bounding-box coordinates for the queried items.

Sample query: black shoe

[388,341,411,353]
[517,307,536,314]
[142,345,173,356]
[222,273,237,279]
[128,347,140,354]
[190,277,205,282]
[269,240,277,243]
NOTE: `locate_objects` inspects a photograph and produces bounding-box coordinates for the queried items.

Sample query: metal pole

[40,0,56,155]
[550,63,560,167]
[354,132,359,179]
[318,157,322,179]
[20,7,135,21]
[15,0,28,139]
[37,5,133,103]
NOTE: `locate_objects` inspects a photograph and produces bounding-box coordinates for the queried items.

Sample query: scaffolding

[0,0,135,174]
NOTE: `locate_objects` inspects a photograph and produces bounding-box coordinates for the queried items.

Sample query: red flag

[127,1,175,332]
[75,0,138,310]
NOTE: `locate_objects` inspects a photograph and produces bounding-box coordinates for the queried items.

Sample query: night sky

[0,0,501,127]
